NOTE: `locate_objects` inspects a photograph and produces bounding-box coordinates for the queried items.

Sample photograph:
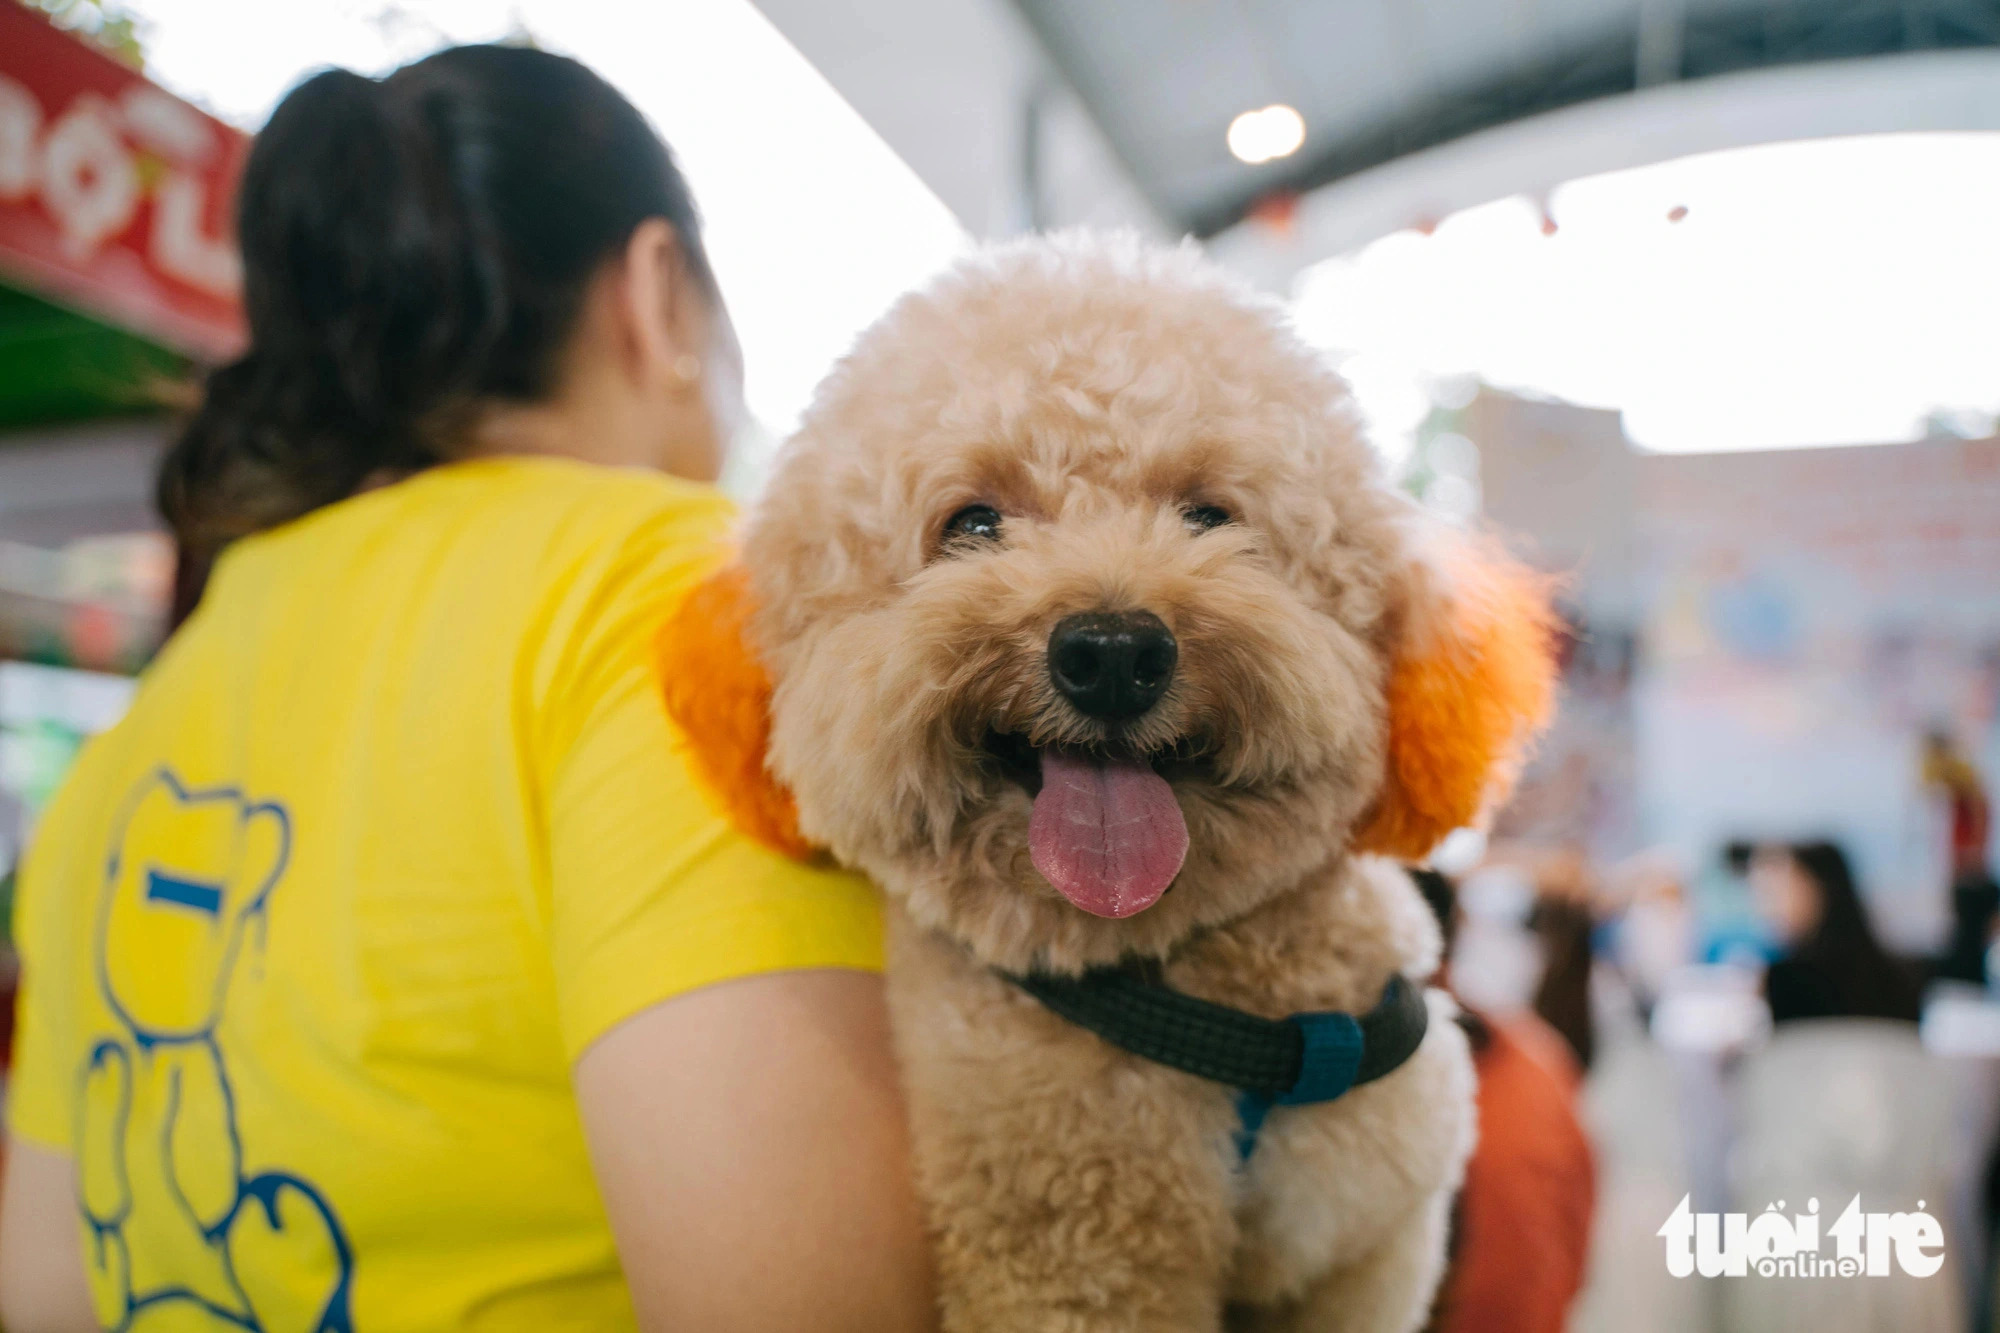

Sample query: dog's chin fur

[746,235,1416,974]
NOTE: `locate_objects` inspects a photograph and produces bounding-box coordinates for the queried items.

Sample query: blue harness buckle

[1233,1010,1364,1161]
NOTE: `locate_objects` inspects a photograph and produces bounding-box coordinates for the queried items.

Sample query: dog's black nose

[1048,611,1177,721]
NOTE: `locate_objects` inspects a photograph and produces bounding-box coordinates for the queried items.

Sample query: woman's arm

[574,968,937,1333]
[0,1138,96,1332]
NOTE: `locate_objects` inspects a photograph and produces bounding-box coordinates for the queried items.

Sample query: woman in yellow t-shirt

[0,46,934,1333]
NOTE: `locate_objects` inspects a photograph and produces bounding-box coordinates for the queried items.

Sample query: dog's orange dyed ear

[1353,539,1560,861]
[659,564,816,861]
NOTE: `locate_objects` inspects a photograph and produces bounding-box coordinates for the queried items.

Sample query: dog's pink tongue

[1029,751,1189,918]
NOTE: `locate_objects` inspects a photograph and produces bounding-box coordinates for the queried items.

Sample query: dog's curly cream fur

[663,234,1556,1332]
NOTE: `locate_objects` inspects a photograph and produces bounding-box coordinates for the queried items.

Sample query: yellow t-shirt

[8,456,882,1330]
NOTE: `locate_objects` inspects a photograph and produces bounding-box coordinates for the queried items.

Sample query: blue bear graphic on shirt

[77,767,354,1331]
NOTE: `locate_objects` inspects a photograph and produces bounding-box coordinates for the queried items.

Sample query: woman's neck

[462,379,641,468]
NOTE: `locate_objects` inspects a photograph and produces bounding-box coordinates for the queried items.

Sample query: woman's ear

[1353,533,1561,861]
[659,563,816,860]
[613,218,683,385]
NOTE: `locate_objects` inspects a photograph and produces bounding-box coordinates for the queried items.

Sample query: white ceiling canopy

[1012,0,2000,237]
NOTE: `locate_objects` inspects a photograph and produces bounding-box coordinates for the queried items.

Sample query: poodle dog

[662,234,1556,1333]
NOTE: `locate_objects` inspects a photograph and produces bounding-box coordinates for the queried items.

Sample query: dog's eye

[1184,504,1232,532]
[941,504,1004,549]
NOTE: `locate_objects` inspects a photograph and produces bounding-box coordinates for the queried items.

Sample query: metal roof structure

[1010,0,2000,236]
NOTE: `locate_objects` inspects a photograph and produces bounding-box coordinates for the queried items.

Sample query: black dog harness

[1009,965,1429,1161]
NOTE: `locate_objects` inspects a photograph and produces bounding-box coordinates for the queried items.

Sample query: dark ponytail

[1788,840,1923,1023]
[161,45,715,621]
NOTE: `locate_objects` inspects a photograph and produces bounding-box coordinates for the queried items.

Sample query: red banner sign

[0,1,247,360]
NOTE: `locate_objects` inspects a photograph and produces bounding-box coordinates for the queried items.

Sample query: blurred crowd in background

[1,0,1997,1329]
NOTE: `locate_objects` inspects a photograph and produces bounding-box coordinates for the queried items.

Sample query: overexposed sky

[1295,133,2000,458]
[109,4,2000,463]
[119,0,968,442]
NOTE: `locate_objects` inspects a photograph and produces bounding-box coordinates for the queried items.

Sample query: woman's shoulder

[412,456,734,546]
[223,456,736,601]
